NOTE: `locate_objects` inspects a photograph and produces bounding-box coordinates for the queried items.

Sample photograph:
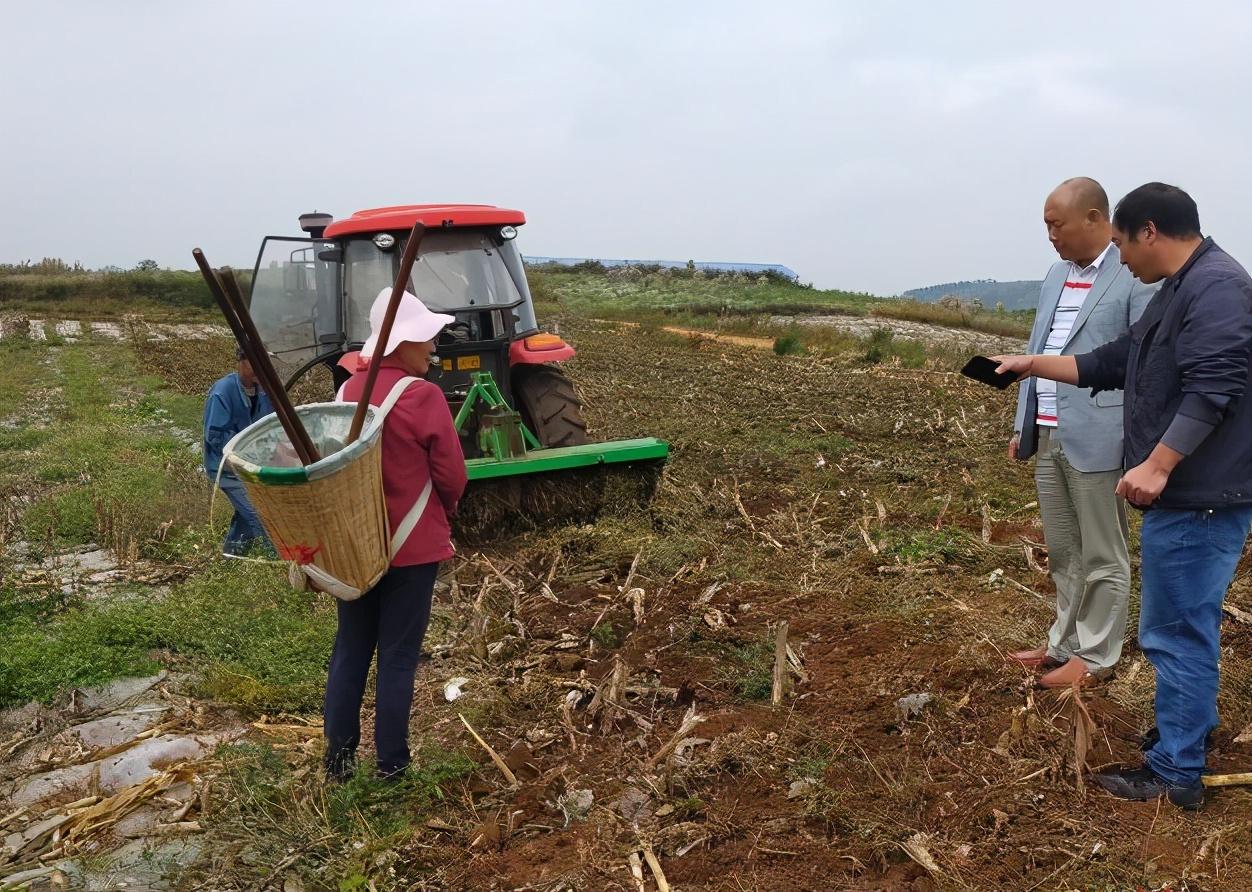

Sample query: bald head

[1051,177,1110,219]
[1043,177,1113,267]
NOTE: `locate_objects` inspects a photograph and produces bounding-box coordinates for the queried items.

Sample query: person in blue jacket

[203,346,275,556]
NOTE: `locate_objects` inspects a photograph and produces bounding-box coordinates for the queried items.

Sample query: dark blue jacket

[1076,239,1252,509]
[202,372,274,478]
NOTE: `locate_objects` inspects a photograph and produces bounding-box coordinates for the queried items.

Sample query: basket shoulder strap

[390,478,434,556]
[379,375,432,556]
[375,376,420,418]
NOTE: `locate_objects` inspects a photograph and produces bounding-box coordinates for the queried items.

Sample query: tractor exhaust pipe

[299,212,333,239]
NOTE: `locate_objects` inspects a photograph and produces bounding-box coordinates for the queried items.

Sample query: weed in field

[591,619,620,649]
[772,332,805,356]
[325,748,474,834]
[862,327,926,368]
[885,529,962,564]
[672,795,706,819]
[699,635,775,701]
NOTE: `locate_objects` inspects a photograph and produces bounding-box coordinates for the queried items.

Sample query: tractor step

[464,437,669,481]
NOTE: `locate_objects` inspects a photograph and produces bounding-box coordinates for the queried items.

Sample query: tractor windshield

[344,229,535,342]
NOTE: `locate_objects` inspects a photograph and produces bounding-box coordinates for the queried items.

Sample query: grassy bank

[528,265,1034,341]
[528,265,880,318]
[872,297,1034,338]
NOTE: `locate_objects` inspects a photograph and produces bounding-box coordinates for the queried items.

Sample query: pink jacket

[340,365,467,566]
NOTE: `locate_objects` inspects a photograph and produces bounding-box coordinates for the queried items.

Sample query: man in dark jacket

[203,346,275,556]
[994,182,1252,809]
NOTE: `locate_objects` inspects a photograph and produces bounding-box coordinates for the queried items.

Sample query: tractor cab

[249,205,582,454]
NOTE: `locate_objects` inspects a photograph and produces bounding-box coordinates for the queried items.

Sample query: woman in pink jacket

[325,288,468,780]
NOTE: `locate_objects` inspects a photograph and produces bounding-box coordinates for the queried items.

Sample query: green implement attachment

[452,370,669,538]
[466,438,670,481]
[454,371,542,457]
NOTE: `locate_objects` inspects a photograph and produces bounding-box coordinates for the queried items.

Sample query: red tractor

[247,205,667,504]
[250,205,590,454]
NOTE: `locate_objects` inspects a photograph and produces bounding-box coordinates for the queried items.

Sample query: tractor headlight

[499,226,517,240]
[373,233,396,250]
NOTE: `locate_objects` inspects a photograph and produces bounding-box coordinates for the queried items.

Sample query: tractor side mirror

[317,248,343,263]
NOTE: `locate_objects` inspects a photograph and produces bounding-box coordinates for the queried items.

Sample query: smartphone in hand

[960,355,1019,390]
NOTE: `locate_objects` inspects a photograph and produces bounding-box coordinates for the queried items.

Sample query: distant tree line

[903,279,1043,311]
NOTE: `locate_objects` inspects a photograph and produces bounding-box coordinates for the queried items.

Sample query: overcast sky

[2,1,1249,294]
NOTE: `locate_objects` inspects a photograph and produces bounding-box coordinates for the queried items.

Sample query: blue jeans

[217,475,271,555]
[1140,506,1252,785]
[324,563,438,777]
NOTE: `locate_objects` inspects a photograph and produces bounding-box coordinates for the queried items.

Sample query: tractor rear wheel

[513,364,589,448]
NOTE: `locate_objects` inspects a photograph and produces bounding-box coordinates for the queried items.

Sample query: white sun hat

[361,287,455,359]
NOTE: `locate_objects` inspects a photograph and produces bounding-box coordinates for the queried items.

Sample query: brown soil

[107,312,1252,890]
[342,318,1252,891]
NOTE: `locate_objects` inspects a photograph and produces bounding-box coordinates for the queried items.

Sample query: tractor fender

[509,336,576,365]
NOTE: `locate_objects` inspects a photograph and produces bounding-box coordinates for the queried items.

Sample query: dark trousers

[323,562,437,776]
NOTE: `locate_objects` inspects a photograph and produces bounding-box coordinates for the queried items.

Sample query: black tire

[512,364,589,448]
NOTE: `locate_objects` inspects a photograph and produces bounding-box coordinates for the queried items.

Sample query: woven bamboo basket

[222,401,390,598]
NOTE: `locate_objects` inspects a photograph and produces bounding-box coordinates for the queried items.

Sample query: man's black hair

[1113,182,1202,241]
[236,344,247,361]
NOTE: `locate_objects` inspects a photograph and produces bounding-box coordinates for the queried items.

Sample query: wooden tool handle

[1202,772,1252,788]
[218,267,320,463]
[347,222,426,444]
[193,249,318,466]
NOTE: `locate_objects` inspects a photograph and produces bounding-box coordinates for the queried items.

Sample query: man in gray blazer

[1009,177,1155,687]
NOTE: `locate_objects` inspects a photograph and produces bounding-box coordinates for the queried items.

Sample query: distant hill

[903,279,1042,311]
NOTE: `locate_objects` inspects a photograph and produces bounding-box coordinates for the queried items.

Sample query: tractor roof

[322,204,526,238]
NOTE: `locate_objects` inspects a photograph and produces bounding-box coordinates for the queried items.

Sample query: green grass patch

[0,562,336,711]
[0,427,52,452]
[0,340,53,420]
[11,339,214,559]
[22,488,98,544]
[0,598,160,705]
[187,741,474,888]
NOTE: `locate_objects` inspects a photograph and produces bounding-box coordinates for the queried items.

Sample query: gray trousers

[1034,427,1131,672]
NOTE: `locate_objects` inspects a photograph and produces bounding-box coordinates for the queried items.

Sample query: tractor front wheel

[513,365,589,448]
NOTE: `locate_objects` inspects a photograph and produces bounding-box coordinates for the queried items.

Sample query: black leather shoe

[1092,765,1204,810]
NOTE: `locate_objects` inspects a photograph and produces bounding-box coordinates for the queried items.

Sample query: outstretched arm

[994,331,1132,391]
[992,354,1080,385]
